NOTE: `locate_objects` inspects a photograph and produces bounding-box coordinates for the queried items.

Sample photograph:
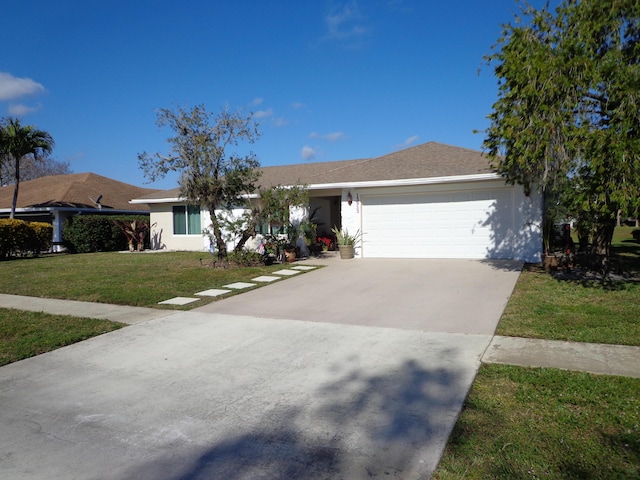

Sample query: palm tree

[0,117,54,218]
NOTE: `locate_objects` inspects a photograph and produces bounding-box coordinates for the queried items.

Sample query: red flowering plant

[317,235,334,250]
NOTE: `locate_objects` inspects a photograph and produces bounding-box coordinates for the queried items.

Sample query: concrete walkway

[483,335,640,379]
[0,293,174,324]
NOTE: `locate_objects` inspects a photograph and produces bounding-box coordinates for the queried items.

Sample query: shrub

[63,215,150,253]
[227,249,263,266]
[632,229,640,242]
[0,219,53,258]
[27,222,52,254]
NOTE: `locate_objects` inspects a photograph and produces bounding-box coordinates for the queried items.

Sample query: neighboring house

[130,142,542,262]
[0,172,160,251]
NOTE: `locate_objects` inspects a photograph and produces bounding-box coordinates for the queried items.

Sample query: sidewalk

[0,293,173,324]
[1,292,639,378]
[483,335,640,379]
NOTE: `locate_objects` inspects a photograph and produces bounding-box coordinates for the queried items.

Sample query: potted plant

[331,226,362,259]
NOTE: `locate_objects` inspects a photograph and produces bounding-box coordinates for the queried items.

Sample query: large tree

[138,105,261,258]
[0,117,55,218]
[0,155,71,186]
[220,184,310,252]
[483,0,640,267]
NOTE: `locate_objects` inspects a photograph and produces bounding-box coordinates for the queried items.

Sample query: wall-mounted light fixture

[347,191,353,206]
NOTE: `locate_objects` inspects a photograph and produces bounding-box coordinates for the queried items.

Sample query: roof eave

[129,174,501,204]
[305,173,501,190]
[0,207,150,214]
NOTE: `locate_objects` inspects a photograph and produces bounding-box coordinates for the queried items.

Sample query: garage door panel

[362,190,512,259]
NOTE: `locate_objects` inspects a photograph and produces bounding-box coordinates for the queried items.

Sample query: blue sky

[1,0,550,190]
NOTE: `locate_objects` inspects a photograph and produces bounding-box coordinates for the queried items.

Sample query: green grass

[0,251,314,308]
[0,308,123,366]
[496,263,640,345]
[433,364,640,480]
[610,225,640,273]
[497,226,640,346]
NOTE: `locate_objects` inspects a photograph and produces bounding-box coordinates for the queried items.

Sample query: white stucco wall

[149,204,209,251]
[339,189,363,258]
[147,180,542,262]
[149,205,260,253]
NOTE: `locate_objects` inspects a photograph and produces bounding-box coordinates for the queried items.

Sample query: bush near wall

[0,219,53,258]
[63,215,150,253]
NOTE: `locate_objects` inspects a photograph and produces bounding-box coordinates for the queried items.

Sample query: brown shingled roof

[135,142,494,201]
[258,142,493,187]
[0,172,160,211]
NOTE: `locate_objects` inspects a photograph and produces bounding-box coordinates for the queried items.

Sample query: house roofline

[129,174,503,205]
[0,206,150,215]
[130,197,183,205]
[305,173,502,190]
[129,193,260,205]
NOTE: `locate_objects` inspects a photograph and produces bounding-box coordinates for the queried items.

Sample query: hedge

[63,215,150,253]
[0,219,53,258]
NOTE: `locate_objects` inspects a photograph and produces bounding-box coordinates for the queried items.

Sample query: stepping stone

[158,297,200,305]
[252,276,281,282]
[290,265,316,271]
[272,269,301,276]
[195,289,232,297]
[222,282,257,289]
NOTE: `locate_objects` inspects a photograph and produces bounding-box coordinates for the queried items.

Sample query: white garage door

[361,188,513,259]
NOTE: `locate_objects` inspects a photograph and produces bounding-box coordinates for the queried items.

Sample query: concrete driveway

[0,259,521,480]
[196,258,523,335]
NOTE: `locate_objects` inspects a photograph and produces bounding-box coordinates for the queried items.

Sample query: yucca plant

[331,226,362,245]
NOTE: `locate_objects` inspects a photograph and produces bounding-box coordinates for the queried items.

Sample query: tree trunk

[590,217,616,275]
[591,218,615,256]
[208,207,227,260]
[233,216,258,253]
[576,222,590,254]
[10,158,20,219]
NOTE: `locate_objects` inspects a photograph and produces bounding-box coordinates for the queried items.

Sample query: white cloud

[398,135,419,147]
[301,145,316,160]
[310,131,345,142]
[323,1,370,43]
[291,102,306,110]
[253,108,274,119]
[0,72,45,101]
[324,131,345,142]
[250,97,263,106]
[8,103,41,116]
[273,117,288,127]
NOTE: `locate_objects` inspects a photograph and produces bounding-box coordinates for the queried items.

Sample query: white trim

[130,192,260,205]
[306,173,500,190]
[130,197,182,204]
[0,206,148,214]
[130,174,502,204]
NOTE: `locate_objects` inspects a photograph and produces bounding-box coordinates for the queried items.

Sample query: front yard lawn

[496,263,640,346]
[433,364,640,480]
[0,251,313,308]
[0,308,123,366]
[497,226,640,346]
